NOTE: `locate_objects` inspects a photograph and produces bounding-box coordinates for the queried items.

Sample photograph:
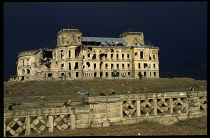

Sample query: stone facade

[16,26,159,81]
[4,91,207,137]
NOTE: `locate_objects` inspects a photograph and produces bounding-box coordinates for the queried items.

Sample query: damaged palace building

[16,26,159,81]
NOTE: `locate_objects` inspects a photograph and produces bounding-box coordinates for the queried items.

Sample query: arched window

[140,51,144,59]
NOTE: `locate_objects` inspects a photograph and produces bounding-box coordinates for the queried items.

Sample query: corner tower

[120,29,144,46]
[57,25,82,47]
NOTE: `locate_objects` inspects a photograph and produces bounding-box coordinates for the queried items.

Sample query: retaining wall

[4,91,207,137]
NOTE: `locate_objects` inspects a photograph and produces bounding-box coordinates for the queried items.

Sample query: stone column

[25,117,31,136]
[70,114,76,130]
[48,116,54,132]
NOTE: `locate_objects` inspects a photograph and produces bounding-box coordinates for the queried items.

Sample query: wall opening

[61,63,64,69]
[106,72,108,77]
[100,54,107,60]
[138,63,140,68]
[122,64,124,69]
[140,51,144,59]
[20,76,24,81]
[60,50,64,59]
[94,63,96,69]
[111,54,113,59]
[154,72,156,77]
[88,47,93,51]
[68,50,71,58]
[117,64,119,69]
[27,69,30,74]
[144,71,146,76]
[92,54,96,59]
[111,49,114,52]
[74,62,79,70]
[75,46,81,57]
[48,73,52,77]
[122,54,124,59]
[144,63,148,68]
[149,55,151,60]
[43,50,52,59]
[69,63,71,70]
[100,72,103,77]
[100,62,103,69]
[128,64,130,68]
[76,72,79,77]
[116,54,119,59]
[127,54,130,58]
[86,62,90,68]
[94,72,97,77]
[105,64,108,68]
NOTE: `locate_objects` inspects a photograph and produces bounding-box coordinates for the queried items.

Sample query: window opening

[74,62,78,69]
[86,62,90,68]
[154,72,156,77]
[127,54,130,58]
[61,63,64,69]
[116,54,119,59]
[92,54,96,59]
[100,54,107,60]
[140,51,144,59]
[48,73,52,77]
[144,63,148,68]
[100,62,103,69]
[69,62,71,70]
[76,72,79,77]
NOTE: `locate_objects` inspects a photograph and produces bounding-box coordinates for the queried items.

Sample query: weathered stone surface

[75,106,90,114]
[122,119,136,125]
[148,116,178,125]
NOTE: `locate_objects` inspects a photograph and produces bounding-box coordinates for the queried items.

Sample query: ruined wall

[4,91,207,137]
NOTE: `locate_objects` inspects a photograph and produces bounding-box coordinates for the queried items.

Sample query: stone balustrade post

[48,116,54,132]
[169,98,174,114]
[25,116,31,136]
[153,99,157,116]
[136,100,140,117]
[70,114,76,130]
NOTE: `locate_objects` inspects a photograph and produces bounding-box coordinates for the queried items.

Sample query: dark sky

[4,2,207,80]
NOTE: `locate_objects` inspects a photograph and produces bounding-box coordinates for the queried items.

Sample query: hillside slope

[4,78,206,98]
